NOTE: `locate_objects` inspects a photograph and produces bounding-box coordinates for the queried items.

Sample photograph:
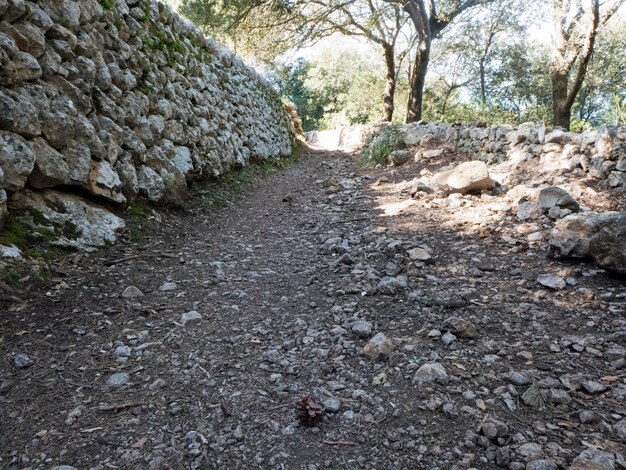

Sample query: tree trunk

[382,44,396,122]
[406,40,430,123]
[551,68,571,129]
[479,59,487,106]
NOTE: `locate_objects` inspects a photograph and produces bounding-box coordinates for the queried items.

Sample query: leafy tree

[270,48,407,131]
[179,0,300,62]
[303,49,390,129]
[396,0,495,123]
[180,0,415,121]
[550,0,624,129]
[487,41,553,124]
[571,18,626,129]
[269,58,324,131]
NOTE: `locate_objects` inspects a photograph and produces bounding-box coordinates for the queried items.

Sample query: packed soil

[1,146,626,470]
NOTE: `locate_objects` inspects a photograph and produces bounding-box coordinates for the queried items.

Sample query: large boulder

[548,211,626,274]
[430,161,495,194]
[589,214,626,274]
[9,190,125,251]
[533,186,580,212]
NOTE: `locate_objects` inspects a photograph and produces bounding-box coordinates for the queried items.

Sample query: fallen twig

[323,440,355,446]
[97,402,145,412]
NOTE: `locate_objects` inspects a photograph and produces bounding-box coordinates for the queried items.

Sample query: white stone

[0,244,22,259]
[180,310,202,326]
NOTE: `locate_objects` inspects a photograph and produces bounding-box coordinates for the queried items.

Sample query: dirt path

[1,147,626,469]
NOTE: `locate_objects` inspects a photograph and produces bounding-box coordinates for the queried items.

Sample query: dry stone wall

[308,122,626,189]
[0,0,294,246]
[410,122,626,189]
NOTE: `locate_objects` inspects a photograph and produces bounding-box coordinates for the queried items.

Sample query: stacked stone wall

[0,0,294,235]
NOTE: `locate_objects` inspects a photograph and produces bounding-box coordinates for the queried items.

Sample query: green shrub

[362,125,406,167]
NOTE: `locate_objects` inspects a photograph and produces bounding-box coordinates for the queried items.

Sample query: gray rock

[321,396,341,413]
[14,51,41,81]
[536,274,566,290]
[407,247,432,261]
[180,310,202,326]
[535,186,579,212]
[0,90,41,137]
[441,331,456,346]
[544,129,568,144]
[27,137,69,188]
[517,202,543,221]
[547,388,571,404]
[582,380,607,394]
[388,149,410,166]
[114,345,132,358]
[3,0,26,22]
[413,363,448,385]
[442,316,477,338]
[526,460,558,470]
[517,442,543,459]
[13,353,33,369]
[421,149,444,159]
[0,244,21,259]
[0,130,36,191]
[614,418,626,440]
[502,371,530,386]
[121,286,144,298]
[137,166,165,202]
[363,333,393,360]
[40,0,82,31]
[571,449,615,470]
[481,417,509,439]
[589,214,626,275]
[549,211,626,274]
[159,282,177,292]
[579,410,600,424]
[172,145,193,177]
[409,180,434,197]
[430,161,495,194]
[351,320,372,338]
[106,372,130,388]
[377,276,407,295]
[88,160,125,203]
[62,141,92,184]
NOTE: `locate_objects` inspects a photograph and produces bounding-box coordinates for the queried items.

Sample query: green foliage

[127,206,148,218]
[100,0,114,10]
[143,31,185,53]
[168,0,624,130]
[571,19,626,129]
[179,0,296,63]
[271,48,404,132]
[1,269,20,287]
[363,124,405,167]
[0,210,82,251]
[0,217,32,247]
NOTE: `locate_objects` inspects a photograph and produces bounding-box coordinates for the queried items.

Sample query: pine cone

[295,396,325,427]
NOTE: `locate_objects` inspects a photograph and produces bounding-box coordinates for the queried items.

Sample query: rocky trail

[2,146,626,470]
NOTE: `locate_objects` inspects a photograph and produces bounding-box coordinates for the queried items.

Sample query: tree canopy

[177,0,626,130]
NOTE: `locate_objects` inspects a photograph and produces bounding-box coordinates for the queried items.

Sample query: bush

[363,125,406,167]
